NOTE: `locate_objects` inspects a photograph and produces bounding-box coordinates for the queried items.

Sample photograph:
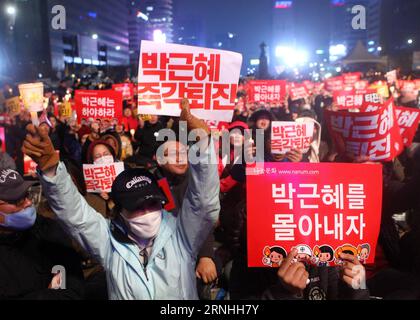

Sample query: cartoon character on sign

[357,243,370,264]
[335,244,358,265]
[313,245,335,267]
[262,246,287,267]
[293,245,313,264]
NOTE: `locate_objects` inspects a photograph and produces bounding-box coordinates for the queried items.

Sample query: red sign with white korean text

[395,106,420,147]
[399,80,418,94]
[0,127,5,152]
[289,84,309,101]
[75,90,123,123]
[343,72,362,87]
[246,80,287,104]
[354,80,369,90]
[271,121,314,154]
[83,162,125,193]
[324,76,344,92]
[334,89,381,110]
[324,99,403,162]
[112,83,134,101]
[137,40,242,122]
[302,80,314,92]
[246,162,382,267]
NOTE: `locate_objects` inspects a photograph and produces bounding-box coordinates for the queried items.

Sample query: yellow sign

[369,83,389,99]
[5,97,21,116]
[140,114,152,122]
[59,101,73,118]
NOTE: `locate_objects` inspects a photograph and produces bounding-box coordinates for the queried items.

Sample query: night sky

[174,0,274,64]
[174,0,331,73]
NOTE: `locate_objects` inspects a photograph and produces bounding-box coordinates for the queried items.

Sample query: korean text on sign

[271,121,314,154]
[137,40,243,122]
[246,162,382,267]
[324,99,403,161]
[75,90,123,123]
[246,80,287,104]
[83,162,125,193]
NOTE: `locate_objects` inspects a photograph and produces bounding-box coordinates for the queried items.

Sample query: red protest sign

[75,90,123,123]
[246,80,287,104]
[302,80,314,92]
[138,41,242,122]
[246,162,383,267]
[354,80,369,90]
[83,162,125,193]
[324,76,344,92]
[334,89,381,110]
[333,90,364,109]
[112,83,134,101]
[343,72,362,87]
[395,106,420,147]
[324,99,403,162]
[0,127,5,152]
[271,121,314,154]
[289,84,309,101]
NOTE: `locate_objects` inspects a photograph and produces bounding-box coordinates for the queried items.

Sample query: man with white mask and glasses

[22,99,220,300]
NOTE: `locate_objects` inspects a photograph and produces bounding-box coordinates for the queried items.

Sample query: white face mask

[94,155,114,165]
[121,210,162,241]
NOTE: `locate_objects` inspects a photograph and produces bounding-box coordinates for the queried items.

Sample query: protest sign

[343,72,362,87]
[246,162,382,267]
[75,90,122,123]
[18,82,44,112]
[369,81,389,98]
[59,101,73,118]
[246,80,287,104]
[289,84,309,101]
[137,40,242,122]
[334,89,381,110]
[395,106,420,147]
[0,127,5,152]
[83,162,125,193]
[112,83,134,101]
[5,97,21,117]
[271,121,314,154]
[324,99,403,161]
[386,70,397,84]
[324,76,344,92]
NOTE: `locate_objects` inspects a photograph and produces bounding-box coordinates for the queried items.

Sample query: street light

[408,39,413,45]
[115,46,121,51]
[92,34,98,40]
[6,5,16,16]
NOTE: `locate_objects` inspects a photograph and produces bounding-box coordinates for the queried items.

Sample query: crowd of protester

[0,68,420,300]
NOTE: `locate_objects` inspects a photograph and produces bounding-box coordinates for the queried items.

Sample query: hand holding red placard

[246,162,383,268]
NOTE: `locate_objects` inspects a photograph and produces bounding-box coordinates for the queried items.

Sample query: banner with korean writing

[75,90,122,123]
[246,80,287,104]
[324,99,403,162]
[343,72,362,87]
[289,84,309,101]
[271,121,314,154]
[246,162,382,267]
[395,106,420,147]
[354,80,369,91]
[83,162,125,193]
[334,89,381,110]
[112,83,134,101]
[324,76,344,92]
[137,40,242,122]
[0,127,5,152]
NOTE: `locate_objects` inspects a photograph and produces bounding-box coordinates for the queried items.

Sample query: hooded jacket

[38,141,220,300]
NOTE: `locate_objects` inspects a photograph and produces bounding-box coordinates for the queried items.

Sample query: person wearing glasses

[0,169,85,299]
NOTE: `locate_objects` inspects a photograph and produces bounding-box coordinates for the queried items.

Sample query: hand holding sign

[277,249,309,295]
[340,253,366,289]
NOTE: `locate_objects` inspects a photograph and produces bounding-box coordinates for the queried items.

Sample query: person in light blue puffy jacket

[22,99,220,300]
